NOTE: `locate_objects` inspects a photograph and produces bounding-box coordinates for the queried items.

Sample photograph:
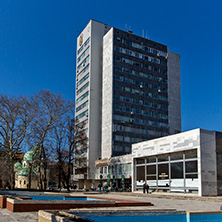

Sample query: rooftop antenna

[145,30,148,39]
[125,24,128,31]
[142,29,144,38]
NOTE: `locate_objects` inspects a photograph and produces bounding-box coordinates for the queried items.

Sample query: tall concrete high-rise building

[74,20,181,189]
[74,20,111,188]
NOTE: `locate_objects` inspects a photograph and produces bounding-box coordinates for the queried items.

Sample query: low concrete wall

[38,210,95,222]
[6,196,153,212]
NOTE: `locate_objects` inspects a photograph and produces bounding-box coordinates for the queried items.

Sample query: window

[76,109,88,119]
[77,82,89,95]
[185,160,198,179]
[114,46,162,66]
[185,161,197,173]
[76,100,88,112]
[77,73,89,87]
[77,37,90,55]
[77,46,90,62]
[158,164,169,179]
[185,150,197,159]
[76,91,89,103]
[77,64,89,78]
[171,162,183,179]
[158,154,168,162]
[135,158,145,164]
[170,152,183,161]
[137,166,145,181]
[77,55,89,71]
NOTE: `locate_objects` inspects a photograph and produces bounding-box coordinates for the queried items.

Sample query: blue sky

[0,0,222,132]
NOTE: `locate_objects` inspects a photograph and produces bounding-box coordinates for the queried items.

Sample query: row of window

[113,94,168,110]
[76,100,88,112]
[77,64,89,79]
[114,74,167,92]
[77,37,90,55]
[114,66,167,83]
[76,109,88,119]
[115,37,167,57]
[113,145,131,153]
[77,82,89,95]
[77,46,90,63]
[113,124,168,137]
[77,73,89,87]
[114,56,167,75]
[77,55,89,71]
[114,84,167,102]
[135,150,197,164]
[98,163,132,175]
[114,46,166,66]
[76,119,88,129]
[76,91,88,104]
[113,104,168,119]
[136,161,198,182]
[113,115,168,128]
[114,135,145,143]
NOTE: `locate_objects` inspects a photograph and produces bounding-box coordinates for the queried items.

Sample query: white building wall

[101,28,114,159]
[87,21,111,179]
[75,20,111,181]
[132,129,200,158]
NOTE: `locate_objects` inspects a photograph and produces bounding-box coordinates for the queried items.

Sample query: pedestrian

[143,182,146,193]
[98,183,101,192]
[146,183,149,193]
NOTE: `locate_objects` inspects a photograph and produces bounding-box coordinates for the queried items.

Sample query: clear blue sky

[0,0,222,132]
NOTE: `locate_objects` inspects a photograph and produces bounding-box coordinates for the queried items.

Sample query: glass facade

[135,149,198,193]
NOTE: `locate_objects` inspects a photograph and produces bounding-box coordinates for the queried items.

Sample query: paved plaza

[1,192,222,221]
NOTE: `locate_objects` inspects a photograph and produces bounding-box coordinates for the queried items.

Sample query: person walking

[146,183,149,193]
[143,182,146,193]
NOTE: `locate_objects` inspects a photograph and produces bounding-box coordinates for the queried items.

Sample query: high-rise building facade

[102,27,181,159]
[74,20,181,188]
[74,20,111,188]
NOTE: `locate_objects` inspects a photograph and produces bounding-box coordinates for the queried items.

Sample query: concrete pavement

[1,191,222,221]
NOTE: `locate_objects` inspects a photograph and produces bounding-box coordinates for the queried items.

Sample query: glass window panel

[135,158,145,164]
[185,149,197,159]
[158,154,168,162]
[147,175,156,180]
[147,156,156,163]
[158,164,169,179]
[136,166,145,181]
[185,161,197,173]
[147,165,156,174]
[170,152,183,161]
[171,162,183,179]
[186,173,198,179]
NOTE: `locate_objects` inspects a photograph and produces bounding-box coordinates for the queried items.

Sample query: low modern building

[132,128,222,196]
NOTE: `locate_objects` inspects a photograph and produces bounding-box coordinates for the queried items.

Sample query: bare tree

[0,95,37,188]
[30,90,74,190]
[51,116,87,191]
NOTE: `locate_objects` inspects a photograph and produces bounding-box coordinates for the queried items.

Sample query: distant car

[70,185,77,189]
[47,185,58,191]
